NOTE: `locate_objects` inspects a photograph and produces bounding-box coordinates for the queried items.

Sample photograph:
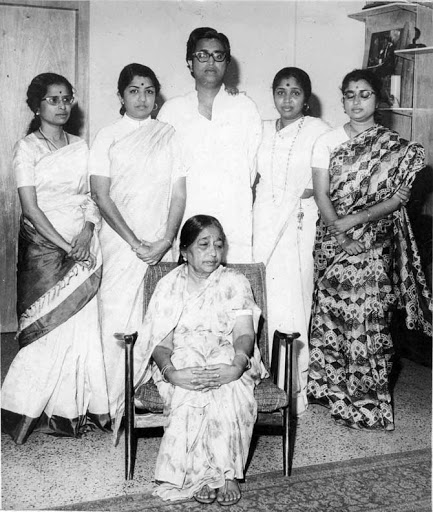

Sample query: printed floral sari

[120,264,265,501]
[307,125,431,431]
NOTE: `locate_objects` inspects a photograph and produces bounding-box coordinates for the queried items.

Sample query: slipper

[194,484,217,504]
[217,480,241,507]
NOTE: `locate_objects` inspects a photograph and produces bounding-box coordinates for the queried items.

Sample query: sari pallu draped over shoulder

[322,125,432,334]
[16,143,102,349]
[308,125,431,431]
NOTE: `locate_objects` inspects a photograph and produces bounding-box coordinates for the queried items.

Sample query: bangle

[160,363,175,383]
[234,353,251,370]
[366,208,371,222]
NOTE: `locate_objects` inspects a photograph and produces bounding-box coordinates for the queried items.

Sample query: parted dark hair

[186,27,231,63]
[117,63,161,115]
[341,68,383,101]
[26,73,73,134]
[272,67,312,101]
[178,215,226,264]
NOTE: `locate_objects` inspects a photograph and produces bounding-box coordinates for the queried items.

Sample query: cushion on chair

[135,377,288,414]
[135,380,164,413]
[254,378,289,412]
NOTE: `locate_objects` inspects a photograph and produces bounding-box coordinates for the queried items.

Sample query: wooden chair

[123,262,299,480]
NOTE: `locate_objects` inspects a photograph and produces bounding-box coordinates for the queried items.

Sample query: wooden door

[0,0,89,332]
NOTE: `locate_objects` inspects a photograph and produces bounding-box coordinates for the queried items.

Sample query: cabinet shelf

[395,46,433,60]
[378,107,413,117]
[348,3,418,22]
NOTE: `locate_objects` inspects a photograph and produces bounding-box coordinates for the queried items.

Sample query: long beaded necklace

[270,116,305,205]
[38,128,69,151]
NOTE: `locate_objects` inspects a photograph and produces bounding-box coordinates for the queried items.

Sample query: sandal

[194,484,217,504]
[217,479,241,506]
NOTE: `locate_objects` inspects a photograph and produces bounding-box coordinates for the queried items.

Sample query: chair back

[142,262,270,369]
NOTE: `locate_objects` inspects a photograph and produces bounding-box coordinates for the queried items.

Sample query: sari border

[18,265,102,348]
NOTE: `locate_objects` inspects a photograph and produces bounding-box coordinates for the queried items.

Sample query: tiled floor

[1,333,431,510]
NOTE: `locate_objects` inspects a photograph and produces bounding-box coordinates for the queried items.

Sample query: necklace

[38,128,68,151]
[270,116,305,204]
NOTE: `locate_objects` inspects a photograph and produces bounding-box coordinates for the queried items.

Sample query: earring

[304,104,310,112]
[35,112,39,116]
[153,103,158,111]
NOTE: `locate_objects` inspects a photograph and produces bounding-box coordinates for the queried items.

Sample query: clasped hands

[68,227,96,269]
[133,239,171,265]
[327,186,411,255]
[165,362,244,392]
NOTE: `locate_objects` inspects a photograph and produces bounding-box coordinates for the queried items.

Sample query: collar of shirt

[122,114,152,128]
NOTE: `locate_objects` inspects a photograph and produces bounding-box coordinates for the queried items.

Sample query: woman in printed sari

[253,67,330,415]
[129,215,265,505]
[89,63,186,418]
[1,73,110,444]
[308,69,432,431]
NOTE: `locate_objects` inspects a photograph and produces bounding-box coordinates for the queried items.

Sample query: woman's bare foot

[194,484,217,504]
[217,479,241,506]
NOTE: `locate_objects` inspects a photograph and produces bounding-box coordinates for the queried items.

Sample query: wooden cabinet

[349,2,433,166]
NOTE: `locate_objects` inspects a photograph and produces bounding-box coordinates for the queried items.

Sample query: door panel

[0,1,88,331]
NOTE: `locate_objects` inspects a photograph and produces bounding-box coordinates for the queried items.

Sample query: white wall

[295,0,365,126]
[89,0,365,141]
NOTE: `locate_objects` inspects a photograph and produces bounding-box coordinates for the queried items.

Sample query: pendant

[297,202,304,231]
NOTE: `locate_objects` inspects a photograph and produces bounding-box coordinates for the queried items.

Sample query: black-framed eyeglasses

[192,50,227,63]
[343,90,375,101]
[41,95,75,106]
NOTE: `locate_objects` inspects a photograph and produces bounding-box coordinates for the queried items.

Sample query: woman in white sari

[253,67,330,415]
[2,73,109,444]
[89,64,186,418]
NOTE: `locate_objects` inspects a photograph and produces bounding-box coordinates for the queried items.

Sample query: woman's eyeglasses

[41,96,75,106]
[192,51,227,63]
[343,90,376,101]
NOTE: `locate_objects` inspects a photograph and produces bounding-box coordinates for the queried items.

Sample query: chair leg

[283,404,291,477]
[283,339,294,476]
[125,333,137,480]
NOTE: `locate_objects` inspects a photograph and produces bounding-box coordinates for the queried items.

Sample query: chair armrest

[271,330,300,391]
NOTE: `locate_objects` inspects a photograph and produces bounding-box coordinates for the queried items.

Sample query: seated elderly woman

[130,215,265,505]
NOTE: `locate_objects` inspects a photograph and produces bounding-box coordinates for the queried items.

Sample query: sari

[2,137,110,444]
[96,120,181,418]
[253,116,330,415]
[129,264,265,501]
[307,125,432,430]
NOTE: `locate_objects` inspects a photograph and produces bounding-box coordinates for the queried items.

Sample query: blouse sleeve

[13,139,36,188]
[224,271,261,332]
[82,196,101,227]
[311,133,331,170]
[88,127,113,178]
[170,131,188,181]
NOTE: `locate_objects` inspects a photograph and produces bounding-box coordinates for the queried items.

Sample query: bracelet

[366,208,371,222]
[234,353,251,370]
[160,363,175,383]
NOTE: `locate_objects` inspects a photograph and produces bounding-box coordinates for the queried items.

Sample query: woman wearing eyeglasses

[89,64,186,419]
[307,68,431,431]
[2,73,110,444]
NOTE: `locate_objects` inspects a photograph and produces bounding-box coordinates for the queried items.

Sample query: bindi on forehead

[279,78,300,88]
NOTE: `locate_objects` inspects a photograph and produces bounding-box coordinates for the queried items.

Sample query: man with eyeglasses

[158,27,262,263]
